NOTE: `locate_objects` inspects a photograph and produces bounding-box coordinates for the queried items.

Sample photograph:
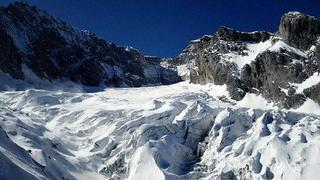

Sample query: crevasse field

[0,69,320,180]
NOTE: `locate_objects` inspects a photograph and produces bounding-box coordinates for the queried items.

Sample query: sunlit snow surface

[0,72,320,179]
[226,40,272,70]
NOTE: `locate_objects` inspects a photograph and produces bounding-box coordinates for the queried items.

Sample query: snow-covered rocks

[176,11,320,109]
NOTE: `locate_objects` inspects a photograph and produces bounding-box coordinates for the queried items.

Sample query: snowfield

[0,72,320,180]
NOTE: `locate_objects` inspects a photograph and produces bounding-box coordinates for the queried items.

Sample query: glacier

[0,71,320,180]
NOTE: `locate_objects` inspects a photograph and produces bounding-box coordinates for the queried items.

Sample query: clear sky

[2,0,320,57]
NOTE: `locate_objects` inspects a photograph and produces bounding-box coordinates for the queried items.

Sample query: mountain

[0,2,180,88]
[176,11,320,109]
[0,2,320,180]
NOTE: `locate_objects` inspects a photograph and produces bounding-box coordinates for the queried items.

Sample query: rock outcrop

[217,26,271,43]
[177,11,320,108]
[279,11,320,50]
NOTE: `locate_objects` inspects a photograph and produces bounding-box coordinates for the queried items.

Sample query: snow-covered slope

[0,72,319,179]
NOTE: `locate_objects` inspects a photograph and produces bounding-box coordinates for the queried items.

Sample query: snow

[0,128,47,180]
[293,99,320,116]
[286,11,304,16]
[190,35,213,43]
[175,58,198,80]
[198,108,320,180]
[268,40,306,57]
[236,93,275,110]
[190,39,201,43]
[309,45,317,52]
[0,78,227,179]
[226,39,272,70]
[176,64,189,77]
[291,72,320,94]
[0,72,319,179]
[127,143,165,180]
[281,87,289,95]
[205,83,229,97]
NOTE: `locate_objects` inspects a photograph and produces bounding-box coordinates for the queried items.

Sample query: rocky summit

[1,2,320,180]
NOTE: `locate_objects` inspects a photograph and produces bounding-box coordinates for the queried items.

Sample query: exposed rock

[217,26,271,43]
[0,26,24,79]
[220,171,237,180]
[304,83,320,104]
[176,11,320,108]
[279,11,320,50]
[283,94,306,109]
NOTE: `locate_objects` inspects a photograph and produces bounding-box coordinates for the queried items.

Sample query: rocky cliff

[0,2,180,87]
[176,11,320,109]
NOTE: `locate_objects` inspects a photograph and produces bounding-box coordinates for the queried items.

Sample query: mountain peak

[6,1,40,14]
[0,1,181,87]
[279,11,320,50]
[7,1,30,8]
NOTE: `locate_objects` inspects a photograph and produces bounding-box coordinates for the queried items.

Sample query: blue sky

[2,0,320,57]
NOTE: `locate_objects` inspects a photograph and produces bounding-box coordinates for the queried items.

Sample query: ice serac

[0,2,180,87]
[176,11,320,108]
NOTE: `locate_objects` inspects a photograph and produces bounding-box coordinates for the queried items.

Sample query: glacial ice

[0,72,319,179]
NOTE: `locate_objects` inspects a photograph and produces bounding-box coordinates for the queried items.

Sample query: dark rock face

[238,49,310,108]
[175,33,250,100]
[176,27,272,101]
[0,26,24,79]
[0,2,180,87]
[304,84,320,104]
[279,12,320,50]
[177,11,320,108]
[217,26,271,43]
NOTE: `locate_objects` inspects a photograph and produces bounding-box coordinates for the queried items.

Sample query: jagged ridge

[0,2,180,87]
